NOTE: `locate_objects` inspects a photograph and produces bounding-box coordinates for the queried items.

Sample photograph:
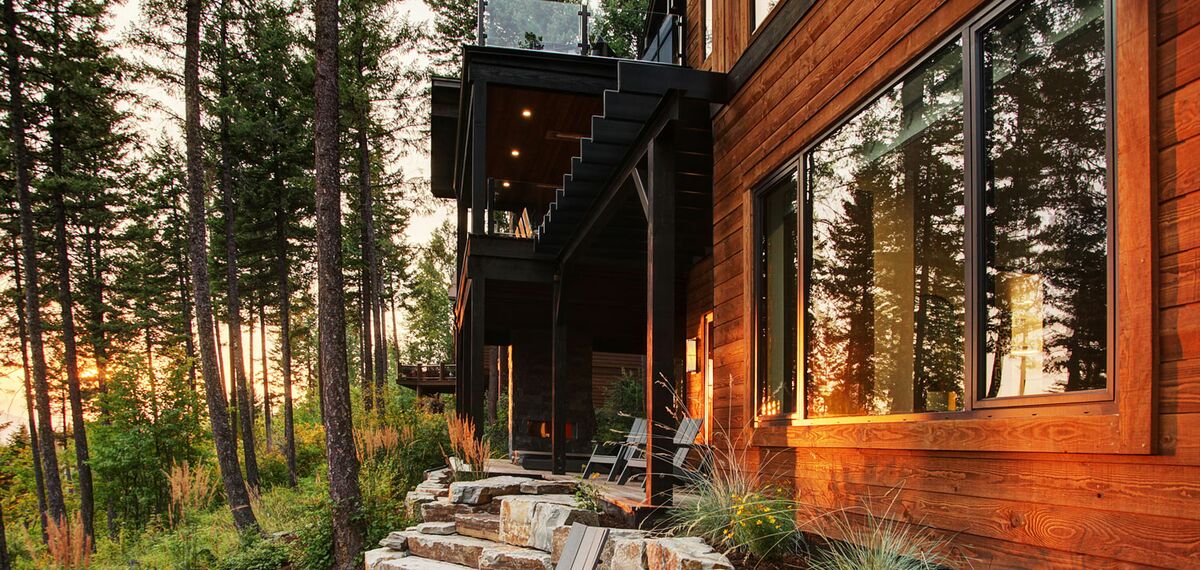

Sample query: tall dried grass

[45,514,92,569]
[444,413,491,481]
[355,424,401,463]
[166,461,215,528]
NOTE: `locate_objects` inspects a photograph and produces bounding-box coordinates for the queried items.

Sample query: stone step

[405,532,505,567]
[500,494,599,552]
[421,498,489,523]
[455,513,500,542]
[448,475,533,505]
[371,553,473,570]
[478,545,553,570]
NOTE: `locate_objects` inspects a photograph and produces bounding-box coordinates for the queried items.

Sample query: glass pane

[982,0,1108,398]
[757,173,798,417]
[704,0,713,57]
[753,0,775,31]
[484,0,583,55]
[806,41,965,418]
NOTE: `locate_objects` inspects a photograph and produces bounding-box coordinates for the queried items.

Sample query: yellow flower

[756,520,763,525]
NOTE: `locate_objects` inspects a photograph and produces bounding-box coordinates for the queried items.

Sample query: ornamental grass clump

[665,427,805,560]
[810,492,959,570]
[443,413,492,481]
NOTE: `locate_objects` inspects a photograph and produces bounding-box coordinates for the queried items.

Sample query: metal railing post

[580,2,589,56]
[477,0,487,45]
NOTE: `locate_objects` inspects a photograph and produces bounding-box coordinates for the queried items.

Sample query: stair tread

[376,555,473,570]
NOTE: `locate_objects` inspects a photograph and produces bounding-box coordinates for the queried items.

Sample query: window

[751,0,777,33]
[704,0,713,59]
[979,0,1109,401]
[805,40,965,418]
[754,0,1113,421]
[755,171,798,418]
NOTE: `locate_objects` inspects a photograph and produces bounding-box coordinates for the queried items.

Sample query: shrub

[290,494,334,570]
[217,533,290,570]
[594,369,644,443]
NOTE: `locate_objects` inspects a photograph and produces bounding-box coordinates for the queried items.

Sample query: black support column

[551,270,568,475]
[469,277,486,437]
[645,126,677,507]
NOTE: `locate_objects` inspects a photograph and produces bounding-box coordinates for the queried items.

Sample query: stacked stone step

[368,472,733,570]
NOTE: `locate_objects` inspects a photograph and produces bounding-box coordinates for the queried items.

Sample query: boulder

[601,534,649,570]
[421,498,488,523]
[364,547,409,569]
[530,503,600,552]
[478,546,553,570]
[378,530,417,550]
[520,479,579,495]
[455,513,501,542]
[499,494,578,548]
[416,522,456,536]
[448,476,532,505]
[405,533,502,567]
[645,537,733,570]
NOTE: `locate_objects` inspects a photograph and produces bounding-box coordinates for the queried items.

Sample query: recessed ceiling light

[501,181,511,188]
[510,149,520,157]
[521,109,532,118]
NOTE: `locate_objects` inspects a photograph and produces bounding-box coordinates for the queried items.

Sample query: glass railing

[640,12,681,64]
[479,0,589,55]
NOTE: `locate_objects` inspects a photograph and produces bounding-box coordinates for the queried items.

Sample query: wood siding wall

[701,0,1200,566]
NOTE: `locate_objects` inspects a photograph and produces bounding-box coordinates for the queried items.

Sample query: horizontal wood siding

[704,0,1200,566]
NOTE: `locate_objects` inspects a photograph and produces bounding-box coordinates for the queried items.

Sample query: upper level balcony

[476,0,683,62]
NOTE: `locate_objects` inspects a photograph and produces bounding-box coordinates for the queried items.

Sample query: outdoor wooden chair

[582,418,646,481]
[555,523,610,570]
[616,416,704,486]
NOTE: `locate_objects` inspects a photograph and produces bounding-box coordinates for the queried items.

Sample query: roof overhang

[431,77,461,199]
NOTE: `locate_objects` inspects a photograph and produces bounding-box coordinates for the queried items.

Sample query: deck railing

[478,0,589,55]
[396,364,456,385]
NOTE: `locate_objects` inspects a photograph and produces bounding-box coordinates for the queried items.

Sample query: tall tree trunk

[170,198,198,388]
[353,30,378,414]
[0,500,9,570]
[218,0,260,489]
[275,205,297,485]
[315,0,365,562]
[248,307,256,420]
[5,0,67,527]
[51,171,95,546]
[260,305,272,452]
[389,293,400,360]
[183,0,258,532]
[10,242,48,541]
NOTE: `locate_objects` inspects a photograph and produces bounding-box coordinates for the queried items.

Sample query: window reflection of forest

[806,41,965,418]
[983,0,1108,398]
[757,174,798,417]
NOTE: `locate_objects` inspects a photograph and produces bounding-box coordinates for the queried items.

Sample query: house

[428,0,1200,565]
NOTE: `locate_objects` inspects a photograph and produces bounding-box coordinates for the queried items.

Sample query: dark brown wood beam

[551,270,568,475]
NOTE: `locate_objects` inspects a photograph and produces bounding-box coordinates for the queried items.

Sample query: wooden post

[645,126,677,507]
[551,271,568,475]
[469,277,486,437]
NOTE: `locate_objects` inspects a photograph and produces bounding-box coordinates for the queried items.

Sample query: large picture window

[754,0,1112,421]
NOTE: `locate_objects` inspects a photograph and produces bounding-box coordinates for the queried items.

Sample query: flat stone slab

[645,537,733,570]
[478,545,553,570]
[425,468,452,485]
[405,491,438,506]
[455,513,501,542]
[421,498,488,523]
[374,556,473,570]
[520,479,579,495]
[406,533,504,568]
[499,494,579,548]
[365,547,409,569]
[416,521,456,535]
[448,476,533,505]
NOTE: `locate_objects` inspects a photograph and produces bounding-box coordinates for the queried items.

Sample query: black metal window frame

[751,0,1117,423]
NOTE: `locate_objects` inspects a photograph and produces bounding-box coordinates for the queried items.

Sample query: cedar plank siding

[698,0,1200,566]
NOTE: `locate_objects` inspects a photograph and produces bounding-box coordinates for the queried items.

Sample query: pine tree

[182,0,258,533]
[315,0,365,561]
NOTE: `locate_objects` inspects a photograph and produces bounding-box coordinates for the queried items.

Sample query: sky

[0,0,451,438]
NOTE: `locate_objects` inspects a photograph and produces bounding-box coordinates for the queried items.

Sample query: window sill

[749,404,1140,454]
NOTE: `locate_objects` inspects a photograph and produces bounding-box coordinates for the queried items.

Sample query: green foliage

[484,390,509,456]
[217,533,291,570]
[594,369,645,443]
[591,0,650,58]
[573,481,603,513]
[290,498,335,570]
[402,220,455,365]
[90,355,209,528]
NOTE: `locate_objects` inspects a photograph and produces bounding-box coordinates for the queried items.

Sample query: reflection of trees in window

[806,41,965,418]
[983,0,1107,397]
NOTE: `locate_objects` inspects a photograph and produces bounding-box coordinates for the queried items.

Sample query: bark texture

[315,0,365,565]
[183,0,258,533]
